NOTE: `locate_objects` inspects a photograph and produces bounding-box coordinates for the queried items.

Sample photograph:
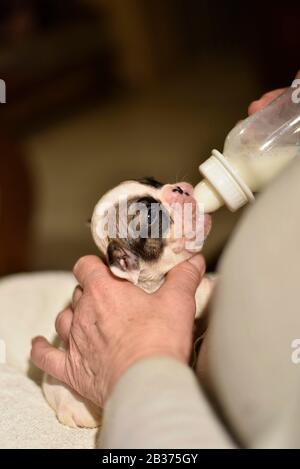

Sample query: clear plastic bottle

[194,84,300,212]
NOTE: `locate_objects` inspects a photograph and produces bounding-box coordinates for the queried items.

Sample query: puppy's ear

[107,240,140,285]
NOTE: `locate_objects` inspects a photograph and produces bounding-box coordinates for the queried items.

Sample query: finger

[72,285,83,309]
[158,254,206,299]
[31,336,66,383]
[55,307,73,342]
[73,255,108,288]
[261,88,286,101]
[248,88,285,115]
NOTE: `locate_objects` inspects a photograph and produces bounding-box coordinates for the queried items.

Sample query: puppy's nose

[172,182,193,196]
[173,186,184,194]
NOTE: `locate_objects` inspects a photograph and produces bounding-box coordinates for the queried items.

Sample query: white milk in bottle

[194,84,300,212]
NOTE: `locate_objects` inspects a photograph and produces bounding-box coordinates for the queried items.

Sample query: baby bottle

[194,83,300,212]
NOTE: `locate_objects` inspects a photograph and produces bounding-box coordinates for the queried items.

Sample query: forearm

[99,356,236,449]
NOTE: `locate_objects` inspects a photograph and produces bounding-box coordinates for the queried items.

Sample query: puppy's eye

[133,196,169,238]
[147,205,158,225]
[136,197,159,226]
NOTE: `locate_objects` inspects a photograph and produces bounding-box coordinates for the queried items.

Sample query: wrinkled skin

[32,254,205,408]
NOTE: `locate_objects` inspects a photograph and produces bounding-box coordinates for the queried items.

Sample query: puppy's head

[91,177,211,291]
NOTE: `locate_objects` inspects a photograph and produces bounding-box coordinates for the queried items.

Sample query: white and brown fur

[42,178,215,428]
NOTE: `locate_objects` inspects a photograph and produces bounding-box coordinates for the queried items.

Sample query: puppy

[42,178,214,428]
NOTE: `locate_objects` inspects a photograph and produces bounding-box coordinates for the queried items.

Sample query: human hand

[31,254,205,407]
[248,70,300,115]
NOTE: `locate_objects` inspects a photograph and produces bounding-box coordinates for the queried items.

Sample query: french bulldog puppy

[42,178,214,428]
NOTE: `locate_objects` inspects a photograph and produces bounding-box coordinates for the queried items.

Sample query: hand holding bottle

[248,70,300,115]
[194,70,300,213]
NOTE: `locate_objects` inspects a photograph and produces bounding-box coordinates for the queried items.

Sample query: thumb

[159,254,206,299]
[31,336,67,384]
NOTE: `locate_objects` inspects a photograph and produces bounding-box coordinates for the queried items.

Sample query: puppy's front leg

[195,274,217,319]
[42,373,102,428]
[42,338,102,428]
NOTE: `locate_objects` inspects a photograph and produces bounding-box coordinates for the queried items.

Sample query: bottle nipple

[194,149,255,212]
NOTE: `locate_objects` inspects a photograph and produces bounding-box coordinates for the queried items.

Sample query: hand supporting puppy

[31,254,205,407]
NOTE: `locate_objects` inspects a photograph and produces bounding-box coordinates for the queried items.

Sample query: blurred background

[0,0,299,276]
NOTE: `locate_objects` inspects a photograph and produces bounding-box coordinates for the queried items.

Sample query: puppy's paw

[195,273,217,318]
[56,401,102,429]
[43,373,102,429]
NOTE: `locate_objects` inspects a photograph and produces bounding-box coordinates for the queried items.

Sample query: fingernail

[31,336,43,345]
[188,255,206,275]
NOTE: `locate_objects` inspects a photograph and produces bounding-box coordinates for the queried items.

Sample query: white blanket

[0,272,98,449]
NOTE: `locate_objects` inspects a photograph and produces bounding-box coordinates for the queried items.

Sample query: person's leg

[198,156,300,448]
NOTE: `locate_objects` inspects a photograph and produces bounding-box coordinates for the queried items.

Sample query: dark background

[0,0,299,276]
